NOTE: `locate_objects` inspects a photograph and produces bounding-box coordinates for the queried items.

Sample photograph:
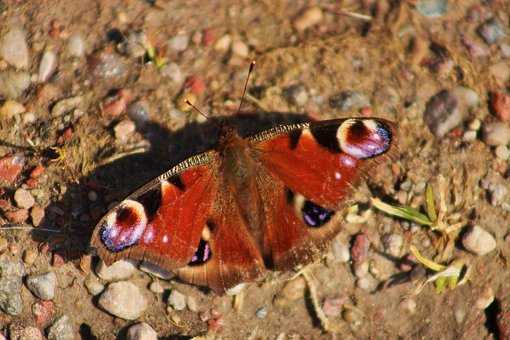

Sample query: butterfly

[89,113,396,293]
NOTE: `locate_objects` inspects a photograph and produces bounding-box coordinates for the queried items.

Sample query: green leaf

[371,198,433,226]
[425,184,437,222]
[435,276,447,293]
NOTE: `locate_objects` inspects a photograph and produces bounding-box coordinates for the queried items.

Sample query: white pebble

[0,26,29,69]
[382,233,403,257]
[495,145,510,160]
[96,259,137,281]
[214,34,232,52]
[161,62,183,85]
[231,40,249,58]
[399,298,417,314]
[293,6,323,32]
[126,322,158,340]
[98,281,148,320]
[14,188,35,209]
[38,50,58,83]
[330,238,350,263]
[26,272,57,300]
[483,122,510,146]
[168,289,186,311]
[475,286,495,310]
[462,225,497,256]
[84,275,104,295]
[67,34,86,57]
[462,130,477,142]
[168,34,189,52]
[356,275,378,292]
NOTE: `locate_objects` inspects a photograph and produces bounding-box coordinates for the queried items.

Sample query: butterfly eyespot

[100,200,148,252]
[337,119,392,159]
[189,239,212,266]
[301,200,334,228]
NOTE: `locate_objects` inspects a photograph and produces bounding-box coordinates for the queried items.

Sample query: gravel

[95,259,137,281]
[47,315,75,340]
[293,6,323,32]
[168,289,187,311]
[126,322,158,340]
[14,188,35,209]
[26,271,57,300]
[483,122,510,146]
[0,26,29,69]
[462,225,497,256]
[0,70,31,99]
[423,90,462,138]
[98,281,148,320]
[67,34,86,57]
[38,49,58,82]
[0,256,25,315]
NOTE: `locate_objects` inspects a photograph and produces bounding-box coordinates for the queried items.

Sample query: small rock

[329,91,370,112]
[423,90,462,138]
[462,225,497,256]
[214,34,232,52]
[14,188,35,209]
[284,84,309,106]
[67,34,86,57]
[501,43,510,58]
[5,209,29,223]
[382,233,403,257]
[0,26,29,69]
[483,122,510,146]
[0,256,25,315]
[84,275,104,295]
[490,62,510,86]
[26,271,57,300]
[351,232,370,264]
[88,50,128,83]
[0,100,25,118]
[185,75,206,96]
[9,325,43,340]
[293,6,323,32]
[126,322,158,340]
[32,300,54,327]
[168,290,187,311]
[400,298,417,314]
[462,130,477,142]
[495,145,510,160]
[114,119,136,141]
[330,238,350,263]
[123,32,148,58]
[255,307,267,319]
[51,96,83,117]
[356,274,378,292]
[353,261,369,278]
[415,0,448,18]
[454,306,466,324]
[231,40,249,58]
[22,249,38,265]
[491,92,510,122]
[187,295,199,312]
[279,277,306,301]
[226,283,246,296]
[0,153,25,184]
[127,101,150,127]
[161,62,183,85]
[47,315,75,340]
[38,50,58,83]
[475,286,495,310]
[481,172,507,206]
[452,86,479,109]
[342,309,363,327]
[168,34,189,52]
[96,259,137,281]
[98,281,148,320]
[322,297,345,317]
[478,19,506,44]
[0,70,31,98]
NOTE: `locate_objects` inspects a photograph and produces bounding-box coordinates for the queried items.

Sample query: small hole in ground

[484,298,500,339]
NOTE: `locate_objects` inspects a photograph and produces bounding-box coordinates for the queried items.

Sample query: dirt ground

[0,0,510,339]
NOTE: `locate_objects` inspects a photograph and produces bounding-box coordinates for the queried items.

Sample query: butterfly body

[90,117,396,293]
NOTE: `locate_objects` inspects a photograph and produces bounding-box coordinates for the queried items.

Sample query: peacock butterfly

[89,66,397,293]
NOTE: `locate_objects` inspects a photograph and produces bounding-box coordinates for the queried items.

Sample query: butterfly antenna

[236,60,256,114]
[185,99,210,121]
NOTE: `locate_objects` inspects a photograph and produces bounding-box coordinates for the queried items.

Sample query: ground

[0,0,509,339]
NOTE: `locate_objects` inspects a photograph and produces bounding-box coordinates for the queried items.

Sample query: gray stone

[67,34,85,58]
[96,259,137,281]
[98,281,148,320]
[423,90,461,138]
[483,122,510,146]
[168,289,186,311]
[47,315,75,340]
[329,91,370,111]
[478,19,506,45]
[0,256,25,315]
[462,225,497,256]
[126,322,158,340]
[415,0,448,18]
[284,84,309,106]
[168,34,189,52]
[0,26,29,69]
[26,271,57,300]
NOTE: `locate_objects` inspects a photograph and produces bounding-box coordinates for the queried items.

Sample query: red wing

[252,118,397,269]
[90,152,218,270]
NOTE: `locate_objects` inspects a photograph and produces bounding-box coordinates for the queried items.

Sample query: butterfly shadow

[31,111,312,267]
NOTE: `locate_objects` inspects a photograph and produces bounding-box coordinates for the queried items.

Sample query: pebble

[0,153,25,184]
[490,62,510,86]
[149,280,164,294]
[350,232,370,264]
[491,92,510,122]
[214,34,232,52]
[322,297,345,317]
[226,283,246,296]
[293,6,323,32]
[23,249,38,265]
[26,271,57,300]
[14,188,35,209]
[123,31,148,58]
[279,277,306,302]
[47,315,75,340]
[0,26,29,69]
[342,309,362,327]
[38,49,58,82]
[0,70,31,98]
[329,91,370,112]
[481,173,507,206]
[114,119,136,141]
[96,259,137,281]
[415,0,448,17]
[5,209,29,223]
[475,286,495,310]
[67,34,86,57]
[51,96,83,117]
[284,84,309,106]
[454,306,466,324]
[98,281,148,320]
[127,101,150,127]
[400,298,417,314]
[168,289,187,311]
[84,275,104,295]
[478,18,506,44]
[453,86,479,109]
[462,130,477,142]
[0,100,25,118]
[382,233,403,257]
[126,322,158,340]
[231,40,249,58]
[482,122,510,146]
[462,225,497,256]
[88,50,128,82]
[330,238,350,263]
[495,145,510,160]
[0,256,25,315]
[161,62,183,85]
[255,307,268,319]
[423,90,462,138]
[187,295,199,312]
[353,261,369,278]
[168,34,189,52]
[9,325,43,340]
[356,275,379,292]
